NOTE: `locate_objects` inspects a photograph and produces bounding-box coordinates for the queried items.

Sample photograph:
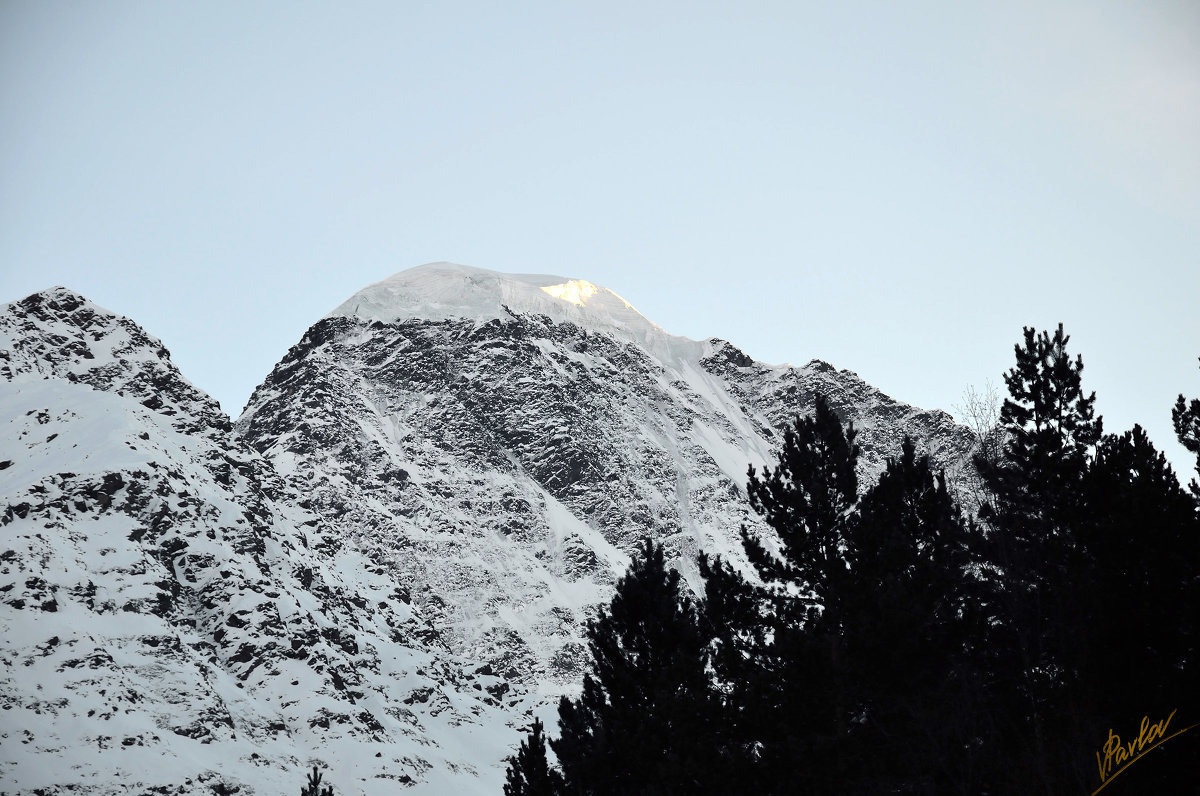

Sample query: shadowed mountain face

[1,267,975,794]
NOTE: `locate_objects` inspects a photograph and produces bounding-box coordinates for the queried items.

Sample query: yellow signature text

[1093,709,1180,794]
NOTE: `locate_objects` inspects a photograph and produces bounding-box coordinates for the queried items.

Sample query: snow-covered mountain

[237,263,975,692]
[0,288,526,795]
[1,264,976,794]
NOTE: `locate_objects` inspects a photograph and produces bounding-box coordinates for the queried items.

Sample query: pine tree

[1172,361,1200,501]
[695,549,769,790]
[701,394,861,793]
[1080,425,1198,713]
[300,766,334,796]
[504,717,561,796]
[741,394,859,617]
[1172,361,1200,690]
[552,538,719,795]
[1068,417,1199,792]
[842,437,981,793]
[974,324,1102,792]
[980,323,1101,530]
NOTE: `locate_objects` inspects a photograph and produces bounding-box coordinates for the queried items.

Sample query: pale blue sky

[2,1,1198,477]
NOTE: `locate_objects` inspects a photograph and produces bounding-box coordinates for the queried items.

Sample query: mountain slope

[0,289,523,795]
[237,263,976,693]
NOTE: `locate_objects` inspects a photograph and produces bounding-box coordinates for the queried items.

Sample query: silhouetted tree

[504,717,561,796]
[1059,374,1199,792]
[972,324,1102,792]
[553,538,720,795]
[300,766,333,796]
[752,394,859,790]
[498,336,1197,794]
[843,437,983,793]
[741,394,860,616]
[1173,362,1200,500]
[699,394,861,793]
[1080,425,1198,717]
[979,323,1101,532]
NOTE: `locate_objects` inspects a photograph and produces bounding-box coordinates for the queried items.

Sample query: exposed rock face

[236,264,976,693]
[0,288,521,795]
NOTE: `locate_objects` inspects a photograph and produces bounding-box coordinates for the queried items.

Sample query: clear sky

[3,1,1198,477]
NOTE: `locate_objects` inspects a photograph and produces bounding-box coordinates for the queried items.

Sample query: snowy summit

[327,262,670,352]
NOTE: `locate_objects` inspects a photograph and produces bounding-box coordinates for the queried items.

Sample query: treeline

[504,325,1199,795]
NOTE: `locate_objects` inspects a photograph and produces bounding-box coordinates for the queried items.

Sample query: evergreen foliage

[552,538,720,795]
[972,325,1198,792]
[504,331,1198,795]
[980,322,1101,531]
[1172,361,1200,499]
[741,394,859,612]
[969,324,1103,790]
[300,766,333,796]
[1080,425,1198,719]
[703,398,982,793]
[504,718,560,796]
[842,438,980,792]
[734,394,860,790]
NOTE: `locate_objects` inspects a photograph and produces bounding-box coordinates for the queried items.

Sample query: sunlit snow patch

[540,280,600,307]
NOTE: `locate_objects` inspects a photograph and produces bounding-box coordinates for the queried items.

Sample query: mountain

[0,288,524,795]
[236,263,975,693]
[1,265,976,794]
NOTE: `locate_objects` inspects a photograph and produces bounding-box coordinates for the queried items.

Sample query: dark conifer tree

[972,323,1103,793]
[1080,426,1198,719]
[1061,391,1197,792]
[704,399,987,792]
[842,437,982,793]
[741,394,860,614]
[552,538,720,795]
[695,548,771,790]
[700,394,860,793]
[300,766,334,796]
[504,717,561,796]
[980,323,1101,530]
[1173,363,1200,501]
[749,394,859,786]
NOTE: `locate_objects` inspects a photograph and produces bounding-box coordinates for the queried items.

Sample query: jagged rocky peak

[327,261,691,356]
[237,263,978,704]
[0,286,230,435]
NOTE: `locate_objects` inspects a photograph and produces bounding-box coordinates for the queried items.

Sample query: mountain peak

[1,285,231,434]
[12,285,105,319]
[328,262,671,349]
